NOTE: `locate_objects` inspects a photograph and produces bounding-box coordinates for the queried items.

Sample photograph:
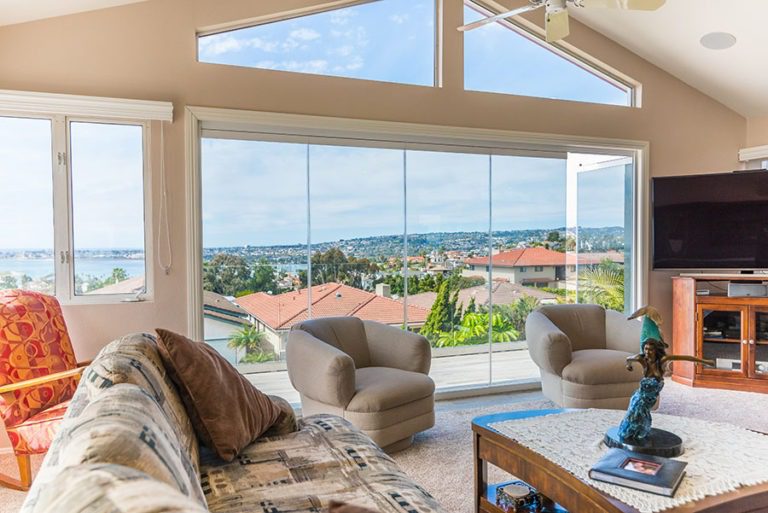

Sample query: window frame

[463,0,639,107]
[185,107,650,341]
[0,110,154,305]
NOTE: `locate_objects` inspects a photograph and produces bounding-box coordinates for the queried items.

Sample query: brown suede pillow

[155,329,282,462]
[328,502,379,513]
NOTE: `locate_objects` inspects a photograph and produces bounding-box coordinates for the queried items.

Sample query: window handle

[59,251,70,264]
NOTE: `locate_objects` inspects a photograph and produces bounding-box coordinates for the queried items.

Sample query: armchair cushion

[286,329,356,408]
[525,311,572,376]
[363,321,431,374]
[605,309,643,353]
[561,349,643,385]
[292,317,371,368]
[6,399,70,455]
[347,368,434,413]
[537,304,606,351]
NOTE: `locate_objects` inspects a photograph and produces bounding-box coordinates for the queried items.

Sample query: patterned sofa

[20,333,446,513]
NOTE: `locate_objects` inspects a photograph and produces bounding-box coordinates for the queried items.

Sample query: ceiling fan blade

[576,0,665,10]
[545,9,570,42]
[458,3,542,32]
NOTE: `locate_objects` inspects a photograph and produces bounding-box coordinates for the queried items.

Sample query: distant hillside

[202,227,625,263]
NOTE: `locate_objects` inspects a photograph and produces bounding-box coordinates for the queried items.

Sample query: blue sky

[201,139,628,248]
[1,1,629,252]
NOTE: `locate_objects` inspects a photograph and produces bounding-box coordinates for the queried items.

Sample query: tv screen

[653,171,768,270]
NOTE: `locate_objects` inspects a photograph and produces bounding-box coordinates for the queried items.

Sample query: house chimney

[376,283,391,298]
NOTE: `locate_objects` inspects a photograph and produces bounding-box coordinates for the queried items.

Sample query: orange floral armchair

[0,289,89,490]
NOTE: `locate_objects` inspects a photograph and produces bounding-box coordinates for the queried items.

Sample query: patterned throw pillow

[156,329,282,462]
[32,464,208,513]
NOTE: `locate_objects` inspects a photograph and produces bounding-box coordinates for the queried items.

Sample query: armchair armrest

[525,311,572,376]
[363,321,431,374]
[605,309,643,353]
[0,365,88,395]
[286,329,355,408]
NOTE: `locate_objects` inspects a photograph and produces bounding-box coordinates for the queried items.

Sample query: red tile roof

[235,282,428,331]
[465,248,623,268]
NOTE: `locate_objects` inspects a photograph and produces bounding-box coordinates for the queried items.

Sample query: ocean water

[0,258,145,279]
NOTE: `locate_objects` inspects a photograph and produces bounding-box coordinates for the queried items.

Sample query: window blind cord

[157,121,173,275]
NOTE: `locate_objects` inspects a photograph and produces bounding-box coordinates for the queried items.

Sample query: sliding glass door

[200,133,637,400]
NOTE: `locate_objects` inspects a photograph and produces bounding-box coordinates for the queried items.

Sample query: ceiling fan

[458,0,666,43]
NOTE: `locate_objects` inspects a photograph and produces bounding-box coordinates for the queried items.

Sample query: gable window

[463,1,634,106]
[198,0,437,87]
[519,266,527,273]
[0,89,168,304]
[534,266,544,272]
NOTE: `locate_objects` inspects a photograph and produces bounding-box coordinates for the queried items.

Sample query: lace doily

[489,409,768,513]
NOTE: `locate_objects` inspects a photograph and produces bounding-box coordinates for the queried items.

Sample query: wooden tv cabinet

[672,274,768,393]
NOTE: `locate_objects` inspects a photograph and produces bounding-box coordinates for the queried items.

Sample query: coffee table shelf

[472,409,768,513]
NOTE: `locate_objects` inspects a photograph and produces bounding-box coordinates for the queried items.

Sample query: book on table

[589,448,687,497]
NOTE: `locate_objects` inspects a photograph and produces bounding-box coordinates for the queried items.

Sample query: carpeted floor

[0,382,766,513]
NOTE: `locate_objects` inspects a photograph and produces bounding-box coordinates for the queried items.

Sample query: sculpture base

[604,426,684,458]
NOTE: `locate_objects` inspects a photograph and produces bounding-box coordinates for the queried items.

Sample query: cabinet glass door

[751,310,768,378]
[699,306,746,375]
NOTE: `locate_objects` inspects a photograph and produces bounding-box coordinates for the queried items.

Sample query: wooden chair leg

[0,454,32,491]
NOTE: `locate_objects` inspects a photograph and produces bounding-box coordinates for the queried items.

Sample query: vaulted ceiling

[0,0,148,27]
[1,0,765,118]
[571,0,766,117]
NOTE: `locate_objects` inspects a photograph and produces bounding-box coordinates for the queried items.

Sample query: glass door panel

[490,154,567,384]
[566,154,634,313]
[700,307,744,374]
[201,138,309,404]
[406,149,490,389]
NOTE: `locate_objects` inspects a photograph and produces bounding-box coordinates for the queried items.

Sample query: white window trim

[185,106,650,339]
[466,0,641,108]
[0,90,171,305]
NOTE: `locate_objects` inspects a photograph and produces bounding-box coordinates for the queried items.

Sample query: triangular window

[198,0,435,86]
[464,2,633,106]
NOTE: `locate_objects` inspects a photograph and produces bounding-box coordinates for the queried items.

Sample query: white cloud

[330,9,355,26]
[389,14,409,24]
[289,28,321,41]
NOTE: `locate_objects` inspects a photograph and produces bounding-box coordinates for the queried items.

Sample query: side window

[70,122,147,296]
[198,0,436,87]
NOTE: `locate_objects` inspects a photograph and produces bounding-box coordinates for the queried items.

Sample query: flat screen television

[653,171,768,270]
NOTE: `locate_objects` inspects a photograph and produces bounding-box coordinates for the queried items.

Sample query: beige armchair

[526,304,644,409]
[286,317,435,452]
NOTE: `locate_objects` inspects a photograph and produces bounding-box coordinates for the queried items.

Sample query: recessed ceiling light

[700,32,737,50]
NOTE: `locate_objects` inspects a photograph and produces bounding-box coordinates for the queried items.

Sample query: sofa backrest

[537,304,607,351]
[292,317,371,368]
[20,333,206,513]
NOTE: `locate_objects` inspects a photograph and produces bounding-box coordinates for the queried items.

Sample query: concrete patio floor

[246,349,540,404]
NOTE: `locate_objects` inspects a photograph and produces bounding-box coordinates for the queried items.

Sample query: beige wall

[747,116,768,147]
[0,0,747,357]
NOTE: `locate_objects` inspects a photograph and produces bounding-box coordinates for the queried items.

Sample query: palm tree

[227,325,273,363]
[579,263,625,312]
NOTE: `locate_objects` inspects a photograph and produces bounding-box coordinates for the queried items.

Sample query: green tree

[227,325,274,364]
[421,281,454,338]
[579,259,625,312]
[109,268,128,284]
[547,231,562,243]
[249,258,280,294]
[0,275,18,289]
[203,254,251,296]
[466,296,477,314]
[310,248,378,289]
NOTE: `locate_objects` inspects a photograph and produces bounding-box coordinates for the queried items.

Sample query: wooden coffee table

[473,409,768,513]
